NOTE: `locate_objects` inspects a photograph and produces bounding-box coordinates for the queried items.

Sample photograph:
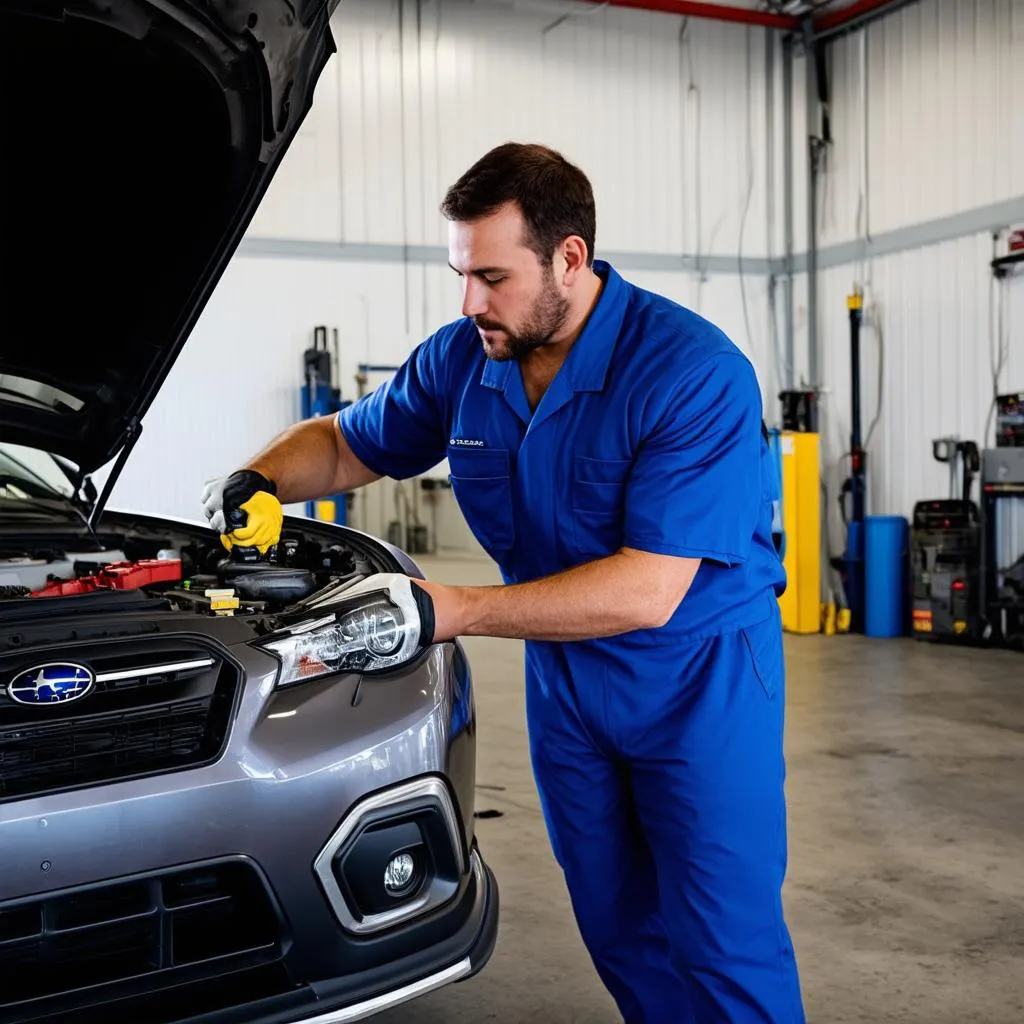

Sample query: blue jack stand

[302,326,351,525]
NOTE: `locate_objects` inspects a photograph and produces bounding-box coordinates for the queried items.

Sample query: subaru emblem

[7,663,95,706]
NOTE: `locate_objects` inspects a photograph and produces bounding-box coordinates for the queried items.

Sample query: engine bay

[0,513,392,624]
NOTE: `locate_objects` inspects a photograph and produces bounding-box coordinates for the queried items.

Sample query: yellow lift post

[777,429,821,634]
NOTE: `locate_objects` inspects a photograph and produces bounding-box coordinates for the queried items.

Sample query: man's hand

[201,418,383,552]
[410,578,466,644]
[200,477,227,534]
[209,469,283,554]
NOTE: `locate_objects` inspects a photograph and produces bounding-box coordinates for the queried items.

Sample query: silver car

[0,2,499,1022]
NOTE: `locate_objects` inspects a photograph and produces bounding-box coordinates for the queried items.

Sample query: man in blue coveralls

[204,143,805,1023]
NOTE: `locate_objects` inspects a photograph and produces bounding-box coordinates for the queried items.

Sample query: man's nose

[461,278,487,319]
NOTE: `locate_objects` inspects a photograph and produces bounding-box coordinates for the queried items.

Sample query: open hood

[0,0,338,476]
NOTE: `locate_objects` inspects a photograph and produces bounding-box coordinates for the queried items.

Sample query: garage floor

[377,556,1024,1024]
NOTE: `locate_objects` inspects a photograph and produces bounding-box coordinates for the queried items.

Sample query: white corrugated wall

[103,0,783,530]
[799,0,1024,527]
[249,0,776,257]
[815,0,1023,247]
[100,0,1022,541]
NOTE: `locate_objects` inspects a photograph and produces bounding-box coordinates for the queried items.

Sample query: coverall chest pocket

[447,447,516,556]
[570,456,632,560]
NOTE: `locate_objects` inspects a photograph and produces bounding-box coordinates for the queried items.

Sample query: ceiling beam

[576,1,800,31]
[812,0,916,38]
[577,0,912,36]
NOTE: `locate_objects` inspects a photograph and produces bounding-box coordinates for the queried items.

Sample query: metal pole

[847,287,866,633]
[782,34,794,389]
[765,25,779,400]
[804,23,819,388]
[766,27,775,260]
[849,288,866,523]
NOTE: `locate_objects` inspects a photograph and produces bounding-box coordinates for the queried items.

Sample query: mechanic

[203,143,806,1024]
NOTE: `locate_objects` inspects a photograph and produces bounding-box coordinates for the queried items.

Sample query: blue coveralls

[337,261,806,1024]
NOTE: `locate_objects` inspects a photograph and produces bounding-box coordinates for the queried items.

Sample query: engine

[0,522,383,620]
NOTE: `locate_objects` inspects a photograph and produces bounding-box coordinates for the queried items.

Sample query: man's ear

[560,235,589,283]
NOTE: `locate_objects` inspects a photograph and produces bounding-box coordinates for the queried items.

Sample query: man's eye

[483,276,504,285]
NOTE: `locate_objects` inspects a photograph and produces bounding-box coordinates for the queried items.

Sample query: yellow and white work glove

[202,469,283,554]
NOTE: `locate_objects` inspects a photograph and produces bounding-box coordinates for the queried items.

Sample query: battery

[31,559,182,598]
[97,559,182,589]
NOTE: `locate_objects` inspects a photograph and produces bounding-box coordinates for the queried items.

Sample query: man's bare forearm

[425,548,701,643]
[245,417,380,504]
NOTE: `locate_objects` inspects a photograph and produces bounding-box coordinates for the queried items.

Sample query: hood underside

[0,0,337,475]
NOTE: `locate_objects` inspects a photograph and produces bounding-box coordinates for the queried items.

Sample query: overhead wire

[678,16,703,311]
[822,14,872,600]
[541,0,609,36]
[863,308,885,450]
[678,15,690,270]
[853,26,885,459]
[416,0,429,338]
[397,0,411,335]
[762,28,788,405]
[334,5,346,245]
[677,16,726,312]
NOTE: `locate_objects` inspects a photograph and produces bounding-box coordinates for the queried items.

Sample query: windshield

[0,444,76,502]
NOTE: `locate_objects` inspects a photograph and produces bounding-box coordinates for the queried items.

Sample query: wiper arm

[0,495,83,520]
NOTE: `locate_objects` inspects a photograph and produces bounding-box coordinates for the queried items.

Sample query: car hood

[0,0,338,475]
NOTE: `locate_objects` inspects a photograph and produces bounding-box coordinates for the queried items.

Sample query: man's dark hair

[440,142,596,267]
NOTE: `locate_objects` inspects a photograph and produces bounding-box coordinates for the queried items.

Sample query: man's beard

[475,273,571,362]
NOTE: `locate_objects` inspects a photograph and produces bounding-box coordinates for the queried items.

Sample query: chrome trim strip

[291,957,472,1023]
[313,777,467,935]
[95,657,215,683]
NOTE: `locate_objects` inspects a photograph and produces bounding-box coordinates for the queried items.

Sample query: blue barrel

[865,515,909,638]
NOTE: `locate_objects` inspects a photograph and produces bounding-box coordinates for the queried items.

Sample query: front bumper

[0,637,494,1024]
[189,849,498,1024]
[1,843,497,1024]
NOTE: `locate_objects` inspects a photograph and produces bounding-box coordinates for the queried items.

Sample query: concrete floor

[377,556,1024,1024]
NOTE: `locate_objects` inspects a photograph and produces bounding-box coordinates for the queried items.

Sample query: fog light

[384,853,417,896]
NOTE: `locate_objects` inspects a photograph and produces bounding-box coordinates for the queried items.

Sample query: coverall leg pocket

[740,608,785,701]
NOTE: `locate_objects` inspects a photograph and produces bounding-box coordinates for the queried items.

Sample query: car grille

[0,860,284,1013]
[0,639,240,801]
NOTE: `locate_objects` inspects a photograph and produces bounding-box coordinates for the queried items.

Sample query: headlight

[260,573,429,687]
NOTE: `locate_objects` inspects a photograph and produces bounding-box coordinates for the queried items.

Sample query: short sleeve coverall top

[338,260,785,619]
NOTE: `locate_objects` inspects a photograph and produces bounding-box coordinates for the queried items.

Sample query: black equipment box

[995,392,1024,448]
[911,500,981,640]
[778,390,818,433]
[980,447,1024,649]
[910,441,982,642]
